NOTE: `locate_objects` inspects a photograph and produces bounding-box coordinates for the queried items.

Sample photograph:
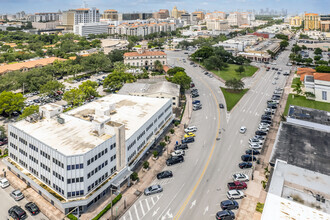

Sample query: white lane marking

[203,206,209,215]
[190,200,196,209]
[153,207,160,217]
[151,197,155,205]
[134,204,141,220]
[195,158,199,166]
[139,200,145,216]
[161,209,173,219]
[205,116,208,120]
[243,109,246,112]
[123,216,126,220]
[129,210,133,220]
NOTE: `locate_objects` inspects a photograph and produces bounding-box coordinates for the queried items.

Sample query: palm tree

[154,60,163,73]
[293,81,302,95]
[225,78,245,91]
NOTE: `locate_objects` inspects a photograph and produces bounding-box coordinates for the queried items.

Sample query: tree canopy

[315,65,330,73]
[19,105,39,120]
[0,91,25,116]
[225,78,245,91]
[167,67,185,76]
[40,80,65,96]
[170,71,192,90]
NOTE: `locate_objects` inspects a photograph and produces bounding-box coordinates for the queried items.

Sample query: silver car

[144,185,163,196]
[10,189,24,201]
[227,190,245,200]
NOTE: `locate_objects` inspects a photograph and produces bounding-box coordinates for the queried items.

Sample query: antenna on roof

[83,0,87,8]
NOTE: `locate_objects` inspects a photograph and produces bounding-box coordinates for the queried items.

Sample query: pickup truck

[227,181,247,190]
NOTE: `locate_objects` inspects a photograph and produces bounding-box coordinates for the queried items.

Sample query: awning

[111,167,132,188]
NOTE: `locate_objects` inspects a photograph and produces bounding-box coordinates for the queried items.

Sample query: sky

[0,0,329,15]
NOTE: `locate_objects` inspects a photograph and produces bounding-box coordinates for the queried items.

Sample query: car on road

[219,103,224,108]
[184,126,197,133]
[174,143,188,150]
[181,137,195,144]
[0,178,10,188]
[232,173,249,182]
[239,126,247,134]
[257,127,269,132]
[249,138,263,144]
[166,155,184,166]
[184,132,195,138]
[239,162,252,169]
[204,71,209,75]
[171,149,185,157]
[220,200,239,210]
[249,142,263,149]
[245,149,261,155]
[157,171,173,179]
[8,205,27,220]
[215,210,235,220]
[193,105,202,111]
[25,202,40,215]
[227,181,247,190]
[10,189,24,201]
[192,93,199,98]
[283,72,290,76]
[227,190,245,200]
[255,130,267,136]
[192,100,200,105]
[241,154,257,162]
[193,103,202,108]
[144,185,163,196]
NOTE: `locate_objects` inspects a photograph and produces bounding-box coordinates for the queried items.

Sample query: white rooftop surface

[14,94,170,156]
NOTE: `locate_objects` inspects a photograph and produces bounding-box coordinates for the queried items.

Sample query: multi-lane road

[120,44,293,220]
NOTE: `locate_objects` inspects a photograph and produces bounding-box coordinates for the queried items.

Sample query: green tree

[19,105,39,120]
[235,66,245,75]
[314,56,321,61]
[170,71,192,90]
[154,60,163,73]
[293,81,302,95]
[267,50,276,59]
[280,40,289,49]
[79,80,99,99]
[67,64,84,78]
[275,34,289,41]
[107,49,125,63]
[167,67,185,76]
[314,48,322,55]
[204,56,226,71]
[225,78,245,91]
[40,80,65,96]
[301,45,307,50]
[63,88,85,106]
[315,65,330,73]
[292,45,302,54]
[0,91,25,117]
[191,46,214,61]
[0,125,6,139]
[81,53,111,73]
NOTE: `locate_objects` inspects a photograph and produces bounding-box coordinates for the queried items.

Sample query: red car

[227,181,247,190]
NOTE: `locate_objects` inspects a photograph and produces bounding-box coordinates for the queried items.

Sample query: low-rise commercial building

[297,39,330,51]
[5,94,174,214]
[304,72,330,103]
[206,19,228,31]
[74,22,108,37]
[237,39,280,62]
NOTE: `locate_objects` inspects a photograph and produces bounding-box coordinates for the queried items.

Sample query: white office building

[5,94,173,214]
[74,7,100,25]
[74,22,108,37]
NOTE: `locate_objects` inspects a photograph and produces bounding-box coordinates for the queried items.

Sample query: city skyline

[0,0,329,14]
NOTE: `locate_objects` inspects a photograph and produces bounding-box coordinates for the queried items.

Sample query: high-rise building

[289,16,302,27]
[102,9,118,20]
[74,7,100,25]
[205,11,226,20]
[304,13,320,30]
[153,9,170,20]
[34,12,60,22]
[171,6,185,19]
[192,11,205,21]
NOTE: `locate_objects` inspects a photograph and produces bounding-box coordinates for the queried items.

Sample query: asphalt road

[0,183,48,220]
[120,42,294,220]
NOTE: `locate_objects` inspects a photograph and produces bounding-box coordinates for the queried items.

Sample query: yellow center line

[173,70,221,220]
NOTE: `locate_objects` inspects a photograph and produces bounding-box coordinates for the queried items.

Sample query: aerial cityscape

[0,1,329,220]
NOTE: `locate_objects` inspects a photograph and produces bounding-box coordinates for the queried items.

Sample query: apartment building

[74,22,108,37]
[34,12,60,22]
[304,13,320,30]
[304,72,330,103]
[74,7,100,25]
[289,16,302,27]
[206,19,228,31]
[118,13,153,21]
[205,11,226,20]
[5,94,173,214]
[153,10,170,20]
[192,11,205,21]
[102,9,118,20]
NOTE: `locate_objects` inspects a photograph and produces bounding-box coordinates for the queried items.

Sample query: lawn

[212,64,258,81]
[221,87,249,111]
[284,94,330,115]
[291,77,301,88]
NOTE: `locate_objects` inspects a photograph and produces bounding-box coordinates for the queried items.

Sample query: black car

[192,94,199,98]
[260,120,272,125]
[25,202,40,215]
[261,115,272,120]
[245,149,260,155]
[267,104,277,109]
[8,205,27,220]
[204,71,209,75]
[174,143,188,150]
[255,130,267,136]
[215,210,235,220]
[166,155,184,166]
[241,155,257,162]
[182,137,195,144]
[191,89,198,93]
[220,200,239,210]
[219,103,224,108]
[239,162,252,169]
[264,111,272,116]
[157,170,173,179]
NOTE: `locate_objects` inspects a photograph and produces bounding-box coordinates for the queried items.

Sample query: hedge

[67,214,78,220]
[92,193,122,220]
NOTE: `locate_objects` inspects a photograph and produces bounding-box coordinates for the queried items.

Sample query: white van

[0,178,10,188]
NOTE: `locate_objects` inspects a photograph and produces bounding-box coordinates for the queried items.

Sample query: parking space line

[139,201,145,216]
[134,204,140,220]
[145,199,150,211]
[151,197,155,205]
[129,210,133,220]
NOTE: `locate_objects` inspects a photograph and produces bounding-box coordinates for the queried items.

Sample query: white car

[257,127,269,132]
[259,123,270,128]
[239,126,247,134]
[249,142,263,149]
[184,126,197,133]
[171,149,185,157]
[227,190,245,200]
[232,173,249,182]
[249,138,263,145]
[265,108,276,114]
[0,178,9,188]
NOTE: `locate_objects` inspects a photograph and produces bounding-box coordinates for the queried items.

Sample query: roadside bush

[130,172,139,181]
[170,128,175,134]
[255,202,264,213]
[165,136,170,142]
[174,121,180,127]
[67,214,78,220]
[92,194,122,220]
[159,142,166,148]
[143,161,149,169]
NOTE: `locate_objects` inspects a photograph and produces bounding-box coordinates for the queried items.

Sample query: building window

[322,91,327,100]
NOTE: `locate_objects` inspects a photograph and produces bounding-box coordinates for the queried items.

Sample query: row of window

[41,162,50,172]
[53,158,64,169]
[10,143,17,150]
[158,112,164,119]
[10,132,17,139]
[29,166,38,177]
[67,190,84,198]
[127,56,166,59]
[87,172,109,193]
[19,149,27,157]
[127,139,136,151]
[53,183,64,196]
[158,120,165,129]
[67,177,84,184]
[19,137,27,145]
[10,153,17,161]
[146,122,154,132]
[41,174,51,185]
[29,143,38,153]
[146,132,153,141]
[40,150,50,160]
[19,159,27,168]
[128,150,136,162]
[87,148,108,166]
[53,171,64,182]
[29,155,38,165]
[137,130,145,141]
[137,140,146,152]
[165,104,171,113]
[67,163,84,171]
[87,160,108,179]
[110,154,116,162]
[165,112,171,121]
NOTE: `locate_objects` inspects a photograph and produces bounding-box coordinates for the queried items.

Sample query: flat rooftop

[14,94,170,156]
[288,105,330,126]
[270,122,330,176]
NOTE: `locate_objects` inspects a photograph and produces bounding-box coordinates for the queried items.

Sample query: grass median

[212,64,258,81]
[284,94,330,115]
[291,77,301,88]
[221,87,249,111]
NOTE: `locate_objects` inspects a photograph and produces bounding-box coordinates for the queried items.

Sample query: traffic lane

[0,184,48,220]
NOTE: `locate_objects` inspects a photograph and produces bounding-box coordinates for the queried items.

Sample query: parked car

[193,105,202,111]
[174,143,188,150]
[10,189,24,201]
[249,138,263,144]
[0,178,10,188]
[184,126,197,133]
[241,154,257,162]
[255,131,267,136]
[215,210,235,220]
[261,115,272,120]
[232,173,249,182]
[219,103,224,108]
[227,190,245,199]
[8,206,27,220]
[171,149,185,157]
[220,200,239,210]
[184,132,195,138]
[254,135,265,140]
[260,120,272,125]
[181,137,195,144]
[166,155,184,166]
[257,127,269,132]
[239,126,247,134]
[157,171,173,179]
[192,100,200,105]
[25,202,40,215]
[239,162,252,169]
[245,149,260,155]
[192,93,199,98]
[227,181,247,190]
[249,142,262,149]
[144,185,163,195]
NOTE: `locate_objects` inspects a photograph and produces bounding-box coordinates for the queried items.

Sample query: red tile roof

[124,51,166,57]
[314,72,330,82]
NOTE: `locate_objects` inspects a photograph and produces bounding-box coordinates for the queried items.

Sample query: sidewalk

[81,96,192,220]
[236,67,296,220]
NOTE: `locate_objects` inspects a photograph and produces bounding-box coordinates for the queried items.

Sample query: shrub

[256,202,264,213]
[170,128,175,134]
[261,180,267,189]
[68,214,78,220]
[143,161,149,169]
[153,151,159,158]
[174,121,180,127]
[130,172,139,181]
[165,136,170,142]
[159,142,166,148]
[92,194,122,220]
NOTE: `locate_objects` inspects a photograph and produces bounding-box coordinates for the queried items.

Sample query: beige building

[192,11,205,21]
[171,6,185,19]
[59,10,75,30]
[304,13,320,30]
[102,9,118,20]
[153,9,170,19]
[205,11,226,20]
[304,73,330,103]
[206,19,228,31]
[297,39,330,51]
[290,16,302,27]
